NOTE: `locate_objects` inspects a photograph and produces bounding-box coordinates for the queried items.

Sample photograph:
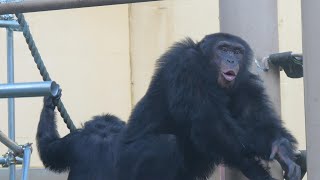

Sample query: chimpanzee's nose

[227,59,234,64]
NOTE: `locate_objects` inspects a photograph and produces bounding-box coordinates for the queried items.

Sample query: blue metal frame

[0,16,33,180]
[7,27,16,180]
[0,81,60,98]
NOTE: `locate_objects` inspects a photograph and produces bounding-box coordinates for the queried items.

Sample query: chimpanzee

[37,96,125,179]
[37,33,300,180]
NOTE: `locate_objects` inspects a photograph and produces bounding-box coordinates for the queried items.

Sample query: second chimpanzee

[37,96,125,179]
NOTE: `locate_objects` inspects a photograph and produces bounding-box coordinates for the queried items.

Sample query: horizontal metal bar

[0,0,162,15]
[0,81,60,98]
[0,20,20,29]
[0,156,23,166]
[15,157,23,164]
[0,130,23,155]
[0,157,6,165]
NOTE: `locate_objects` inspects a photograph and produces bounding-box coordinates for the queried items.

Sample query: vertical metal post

[219,0,283,179]
[7,27,16,180]
[219,166,225,180]
[301,1,320,179]
[21,145,32,180]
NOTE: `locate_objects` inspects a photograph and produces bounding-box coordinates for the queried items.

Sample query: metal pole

[0,0,162,15]
[7,27,16,180]
[0,81,60,98]
[0,157,6,165]
[301,1,320,179]
[21,144,32,180]
[0,20,20,29]
[219,0,283,179]
[0,130,23,156]
[15,157,23,164]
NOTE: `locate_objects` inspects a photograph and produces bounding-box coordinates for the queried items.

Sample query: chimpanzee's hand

[270,138,301,180]
[43,88,62,110]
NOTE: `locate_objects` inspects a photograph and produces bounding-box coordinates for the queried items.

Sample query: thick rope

[15,13,76,132]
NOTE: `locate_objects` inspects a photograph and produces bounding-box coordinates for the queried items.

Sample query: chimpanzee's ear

[199,35,210,55]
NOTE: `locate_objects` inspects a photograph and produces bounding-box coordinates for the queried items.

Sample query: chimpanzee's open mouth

[222,71,236,81]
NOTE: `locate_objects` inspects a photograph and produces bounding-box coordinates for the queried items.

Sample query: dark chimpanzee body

[37,33,301,180]
[37,97,125,180]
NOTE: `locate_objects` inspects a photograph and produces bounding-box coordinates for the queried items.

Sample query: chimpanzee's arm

[36,96,78,172]
[241,77,301,179]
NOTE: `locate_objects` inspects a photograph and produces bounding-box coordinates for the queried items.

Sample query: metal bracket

[255,52,303,78]
[0,143,32,167]
[0,0,23,29]
[0,19,22,31]
[21,143,33,154]
[1,151,23,167]
[255,56,270,72]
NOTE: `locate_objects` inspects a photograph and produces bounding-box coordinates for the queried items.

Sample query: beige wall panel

[0,5,131,169]
[129,1,175,104]
[278,0,306,151]
[129,0,220,104]
[171,0,220,41]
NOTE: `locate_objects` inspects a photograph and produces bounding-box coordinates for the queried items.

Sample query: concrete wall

[0,0,305,179]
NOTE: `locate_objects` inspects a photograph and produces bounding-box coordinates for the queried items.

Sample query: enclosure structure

[0,12,65,180]
[0,0,312,179]
[0,14,34,180]
[0,1,160,179]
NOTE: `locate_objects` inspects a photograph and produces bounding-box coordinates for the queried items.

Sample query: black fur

[37,33,297,180]
[37,97,125,179]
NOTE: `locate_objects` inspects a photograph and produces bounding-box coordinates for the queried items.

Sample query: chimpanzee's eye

[221,46,228,52]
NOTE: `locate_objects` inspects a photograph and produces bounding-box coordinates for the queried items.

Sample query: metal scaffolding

[0,14,33,180]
